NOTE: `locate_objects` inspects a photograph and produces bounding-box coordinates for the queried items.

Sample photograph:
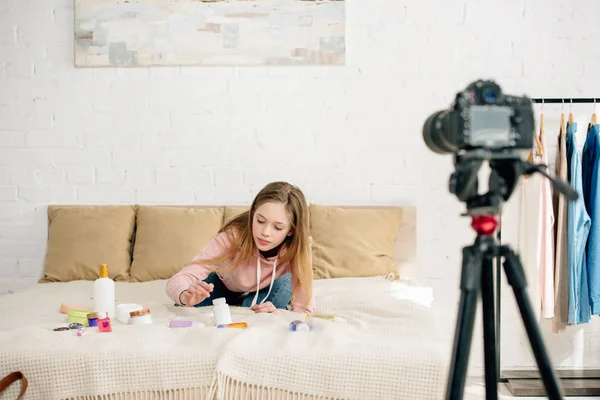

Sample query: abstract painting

[74,0,345,66]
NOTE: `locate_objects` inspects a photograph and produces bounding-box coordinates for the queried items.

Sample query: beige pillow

[41,205,136,282]
[309,204,404,279]
[223,206,250,225]
[129,206,224,282]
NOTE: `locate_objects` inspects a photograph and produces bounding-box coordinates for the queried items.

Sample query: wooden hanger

[569,98,574,124]
[527,109,545,163]
[536,112,544,156]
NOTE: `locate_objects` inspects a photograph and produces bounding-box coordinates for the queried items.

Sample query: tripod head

[448,148,578,224]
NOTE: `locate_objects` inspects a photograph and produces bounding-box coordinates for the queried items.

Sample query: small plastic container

[67,308,91,327]
[212,298,232,326]
[116,303,143,324]
[130,308,152,325]
[97,312,112,333]
[87,312,99,327]
[289,320,310,332]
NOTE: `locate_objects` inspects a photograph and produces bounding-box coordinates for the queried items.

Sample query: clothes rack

[495,97,600,397]
[530,98,600,103]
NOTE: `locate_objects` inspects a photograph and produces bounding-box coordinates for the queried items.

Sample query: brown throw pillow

[129,206,224,282]
[309,204,404,279]
[223,206,250,226]
[41,205,136,282]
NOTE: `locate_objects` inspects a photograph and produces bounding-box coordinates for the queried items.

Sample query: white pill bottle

[213,298,232,326]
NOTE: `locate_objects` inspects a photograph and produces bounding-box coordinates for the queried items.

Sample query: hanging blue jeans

[566,122,592,325]
[582,123,600,314]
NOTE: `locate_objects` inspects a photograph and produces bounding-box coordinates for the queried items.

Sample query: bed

[0,204,452,399]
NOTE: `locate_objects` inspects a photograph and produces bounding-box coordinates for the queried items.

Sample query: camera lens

[482,90,497,104]
[422,111,458,154]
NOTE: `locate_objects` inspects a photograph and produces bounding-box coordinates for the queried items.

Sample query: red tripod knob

[471,215,499,236]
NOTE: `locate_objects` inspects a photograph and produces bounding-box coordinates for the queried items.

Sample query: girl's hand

[179,281,214,306]
[251,301,277,313]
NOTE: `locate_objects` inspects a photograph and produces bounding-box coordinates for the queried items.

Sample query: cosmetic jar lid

[87,312,99,319]
[130,308,151,317]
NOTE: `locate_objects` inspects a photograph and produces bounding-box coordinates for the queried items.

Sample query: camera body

[423,80,535,155]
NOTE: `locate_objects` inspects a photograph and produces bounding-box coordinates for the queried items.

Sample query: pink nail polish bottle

[97,312,112,333]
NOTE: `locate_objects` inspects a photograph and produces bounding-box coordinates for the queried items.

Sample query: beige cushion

[223,206,250,225]
[393,206,417,279]
[309,204,404,279]
[129,206,224,282]
[41,205,136,282]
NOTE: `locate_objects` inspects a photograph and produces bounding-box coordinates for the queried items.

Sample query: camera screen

[469,106,512,148]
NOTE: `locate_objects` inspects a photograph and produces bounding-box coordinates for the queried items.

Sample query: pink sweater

[165,229,316,313]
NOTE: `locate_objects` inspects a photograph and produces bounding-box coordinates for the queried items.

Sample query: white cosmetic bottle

[93,264,115,319]
[213,298,232,326]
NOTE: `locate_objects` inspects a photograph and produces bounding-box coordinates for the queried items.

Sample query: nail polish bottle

[97,312,112,333]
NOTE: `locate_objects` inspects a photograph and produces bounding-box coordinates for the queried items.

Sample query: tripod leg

[502,247,564,400]
[481,254,498,400]
[445,244,484,400]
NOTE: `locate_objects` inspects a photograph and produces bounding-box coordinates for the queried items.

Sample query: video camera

[422,80,535,155]
[420,80,547,215]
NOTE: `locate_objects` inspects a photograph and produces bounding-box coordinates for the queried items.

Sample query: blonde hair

[200,181,313,308]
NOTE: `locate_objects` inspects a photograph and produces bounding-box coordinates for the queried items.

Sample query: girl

[165,181,315,314]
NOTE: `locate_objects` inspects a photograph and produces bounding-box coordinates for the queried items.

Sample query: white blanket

[0,276,450,400]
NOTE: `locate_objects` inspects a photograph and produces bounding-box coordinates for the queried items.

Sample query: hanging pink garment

[518,135,555,322]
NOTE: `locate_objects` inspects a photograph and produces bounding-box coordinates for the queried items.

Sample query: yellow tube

[227,322,248,329]
[305,313,337,321]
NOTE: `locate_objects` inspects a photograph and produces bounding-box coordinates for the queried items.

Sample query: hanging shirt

[582,123,600,315]
[566,122,592,325]
[552,123,569,333]
[518,147,543,322]
[539,132,555,318]
[518,133,555,321]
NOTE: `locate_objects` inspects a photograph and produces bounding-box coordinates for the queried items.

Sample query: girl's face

[252,201,293,252]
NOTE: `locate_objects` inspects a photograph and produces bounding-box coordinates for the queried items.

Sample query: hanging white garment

[518,137,555,322]
[518,152,543,322]
[538,133,555,318]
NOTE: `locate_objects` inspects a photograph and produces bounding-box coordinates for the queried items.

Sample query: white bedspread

[0,276,450,400]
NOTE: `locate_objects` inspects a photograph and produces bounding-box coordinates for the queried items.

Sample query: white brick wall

[1,0,600,373]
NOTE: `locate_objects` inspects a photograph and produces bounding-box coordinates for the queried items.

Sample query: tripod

[443,150,578,400]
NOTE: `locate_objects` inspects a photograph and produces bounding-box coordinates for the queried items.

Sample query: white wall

[1,0,600,373]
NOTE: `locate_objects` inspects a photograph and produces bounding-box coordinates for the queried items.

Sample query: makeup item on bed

[289,320,310,332]
[216,322,248,329]
[97,312,112,333]
[93,263,116,320]
[169,320,205,328]
[60,303,88,314]
[212,298,232,326]
[87,312,99,327]
[115,303,144,324]
[305,313,347,323]
[129,308,152,325]
[67,308,92,327]
[53,326,70,331]
[76,327,86,337]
